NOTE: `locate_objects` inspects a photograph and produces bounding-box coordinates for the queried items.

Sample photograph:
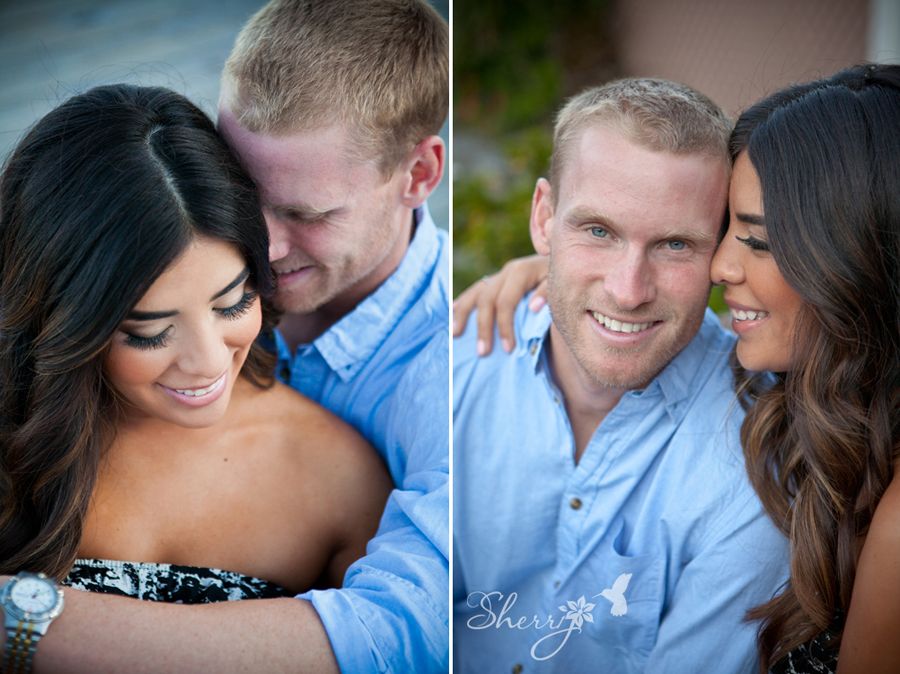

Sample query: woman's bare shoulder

[232,378,383,473]
[838,475,900,672]
[867,474,900,546]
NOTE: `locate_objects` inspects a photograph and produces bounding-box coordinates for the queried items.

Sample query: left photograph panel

[0,1,450,672]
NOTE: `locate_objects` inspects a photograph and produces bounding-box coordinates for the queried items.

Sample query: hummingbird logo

[597,573,632,617]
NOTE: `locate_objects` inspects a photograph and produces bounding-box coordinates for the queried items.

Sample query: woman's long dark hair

[730,65,900,669]
[0,84,278,579]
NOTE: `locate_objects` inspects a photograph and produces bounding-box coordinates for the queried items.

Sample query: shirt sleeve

[299,331,450,673]
[644,484,789,673]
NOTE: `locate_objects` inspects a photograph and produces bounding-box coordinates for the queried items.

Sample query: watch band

[2,621,39,674]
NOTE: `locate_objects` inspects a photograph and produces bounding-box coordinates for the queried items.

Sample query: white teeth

[174,375,225,397]
[732,309,769,321]
[591,312,653,334]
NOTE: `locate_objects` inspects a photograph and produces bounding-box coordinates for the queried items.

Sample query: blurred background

[0,0,449,230]
[453,0,900,308]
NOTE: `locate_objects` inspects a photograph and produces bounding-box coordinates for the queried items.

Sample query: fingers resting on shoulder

[452,255,549,356]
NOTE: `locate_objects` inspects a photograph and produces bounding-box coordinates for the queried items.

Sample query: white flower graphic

[558,596,596,629]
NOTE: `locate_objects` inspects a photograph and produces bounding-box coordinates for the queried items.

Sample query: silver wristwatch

[1,572,64,674]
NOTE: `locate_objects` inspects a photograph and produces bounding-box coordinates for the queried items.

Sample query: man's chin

[275,298,322,315]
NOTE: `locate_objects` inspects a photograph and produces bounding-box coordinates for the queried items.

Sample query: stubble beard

[546,266,698,391]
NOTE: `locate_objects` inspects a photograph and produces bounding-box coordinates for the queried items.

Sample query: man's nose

[604,250,655,311]
[265,208,290,262]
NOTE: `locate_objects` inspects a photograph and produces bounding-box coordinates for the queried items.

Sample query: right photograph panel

[452,1,900,672]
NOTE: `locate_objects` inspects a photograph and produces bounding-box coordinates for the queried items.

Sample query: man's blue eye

[668,240,686,251]
[590,227,608,238]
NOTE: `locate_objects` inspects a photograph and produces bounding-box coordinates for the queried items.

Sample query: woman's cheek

[228,300,264,353]
[104,341,171,389]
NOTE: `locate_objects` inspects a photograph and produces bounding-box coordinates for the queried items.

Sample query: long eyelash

[124,330,170,351]
[217,290,259,320]
[735,235,770,252]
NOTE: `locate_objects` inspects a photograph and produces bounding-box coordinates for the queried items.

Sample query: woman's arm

[0,583,340,674]
[838,475,900,673]
[452,254,548,355]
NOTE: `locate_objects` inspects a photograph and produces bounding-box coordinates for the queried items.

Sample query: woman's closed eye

[736,234,770,252]
[124,328,171,351]
[216,290,259,320]
[123,290,259,350]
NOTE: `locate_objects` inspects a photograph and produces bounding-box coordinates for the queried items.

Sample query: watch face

[9,576,58,615]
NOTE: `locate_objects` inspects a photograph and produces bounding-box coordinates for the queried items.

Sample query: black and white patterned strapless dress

[64,558,291,604]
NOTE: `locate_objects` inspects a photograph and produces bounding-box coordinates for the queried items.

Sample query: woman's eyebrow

[126,309,178,321]
[736,212,766,226]
[125,268,251,321]
[210,267,250,301]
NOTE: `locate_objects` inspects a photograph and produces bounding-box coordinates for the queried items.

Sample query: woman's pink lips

[724,300,770,336]
[157,372,227,408]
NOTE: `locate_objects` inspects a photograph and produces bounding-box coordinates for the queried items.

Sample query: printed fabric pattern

[770,628,839,674]
[65,558,291,603]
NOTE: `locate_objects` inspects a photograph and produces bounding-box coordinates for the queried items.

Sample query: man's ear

[399,135,445,209]
[530,178,554,256]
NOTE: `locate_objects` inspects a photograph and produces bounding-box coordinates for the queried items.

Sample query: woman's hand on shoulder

[838,476,900,673]
[452,254,548,356]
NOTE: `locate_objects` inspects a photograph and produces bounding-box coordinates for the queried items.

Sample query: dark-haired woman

[709,64,899,674]
[454,65,899,673]
[0,84,391,603]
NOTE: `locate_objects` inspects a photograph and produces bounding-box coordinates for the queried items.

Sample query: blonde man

[5,2,448,673]
[454,79,787,672]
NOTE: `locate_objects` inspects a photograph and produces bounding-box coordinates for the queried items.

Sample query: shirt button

[570,497,583,510]
[529,342,538,356]
[512,665,523,674]
[553,580,560,589]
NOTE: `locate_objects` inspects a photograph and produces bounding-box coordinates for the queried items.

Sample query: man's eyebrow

[564,206,616,227]
[271,203,334,219]
[736,212,766,226]
[661,228,717,244]
[125,268,250,321]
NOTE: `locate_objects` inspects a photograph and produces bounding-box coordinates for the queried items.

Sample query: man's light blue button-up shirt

[275,205,449,673]
[453,301,788,674]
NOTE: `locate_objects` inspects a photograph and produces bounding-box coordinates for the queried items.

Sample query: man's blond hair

[222,0,448,174]
[550,78,732,199]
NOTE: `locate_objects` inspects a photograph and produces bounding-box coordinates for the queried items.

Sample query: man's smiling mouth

[590,311,656,334]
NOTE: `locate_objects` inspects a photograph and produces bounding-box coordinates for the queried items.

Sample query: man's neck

[546,324,628,464]
[278,210,416,351]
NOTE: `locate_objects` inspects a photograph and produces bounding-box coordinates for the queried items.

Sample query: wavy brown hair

[729,65,900,669]
[0,85,279,580]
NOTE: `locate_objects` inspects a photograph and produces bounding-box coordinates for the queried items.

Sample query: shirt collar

[520,300,553,372]
[523,305,730,420]
[648,309,730,418]
[309,204,440,380]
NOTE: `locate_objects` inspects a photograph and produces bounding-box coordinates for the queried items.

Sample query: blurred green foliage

[453,1,615,293]
[453,1,729,314]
